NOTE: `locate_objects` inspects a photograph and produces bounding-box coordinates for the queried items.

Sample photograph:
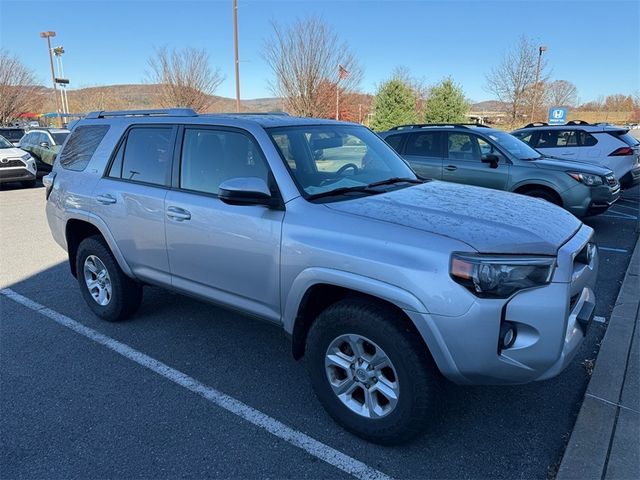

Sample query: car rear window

[58,125,110,171]
[609,131,640,147]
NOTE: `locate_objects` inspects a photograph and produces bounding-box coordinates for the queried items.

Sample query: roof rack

[388,123,489,131]
[566,120,590,125]
[523,122,548,128]
[202,111,290,117]
[522,120,594,129]
[85,108,198,119]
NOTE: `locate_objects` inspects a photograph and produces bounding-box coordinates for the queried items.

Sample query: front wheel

[76,236,143,322]
[523,188,561,206]
[305,298,442,445]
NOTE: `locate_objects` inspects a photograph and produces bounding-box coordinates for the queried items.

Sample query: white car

[512,121,640,188]
[0,135,37,188]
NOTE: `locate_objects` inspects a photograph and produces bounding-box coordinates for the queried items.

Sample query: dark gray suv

[379,124,620,217]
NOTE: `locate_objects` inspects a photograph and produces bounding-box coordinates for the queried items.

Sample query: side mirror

[40,142,50,149]
[481,154,499,168]
[218,177,274,207]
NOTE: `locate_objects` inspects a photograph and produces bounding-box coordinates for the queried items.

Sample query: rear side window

[59,125,110,171]
[577,131,598,147]
[384,134,404,153]
[406,132,441,157]
[536,130,577,148]
[108,127,174,186]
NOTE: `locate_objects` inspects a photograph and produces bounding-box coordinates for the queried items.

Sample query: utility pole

[530,45,547,122]
[233,0,241,113]
[335,81,340,120]
[41,31,62,127]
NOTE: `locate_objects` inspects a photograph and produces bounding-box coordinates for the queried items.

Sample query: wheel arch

[512,182,564,206]
[65,214,134,278]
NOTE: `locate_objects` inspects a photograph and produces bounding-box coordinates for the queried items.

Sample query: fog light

[499,323,516,349]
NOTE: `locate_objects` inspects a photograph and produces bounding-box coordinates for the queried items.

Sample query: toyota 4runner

[44,109,598,444]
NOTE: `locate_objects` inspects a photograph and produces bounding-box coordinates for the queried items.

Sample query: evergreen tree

[424,77,470,123]
[370,79,417,131]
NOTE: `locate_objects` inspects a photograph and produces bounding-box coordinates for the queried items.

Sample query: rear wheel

[76,235,142,322]
[305,298,442,445]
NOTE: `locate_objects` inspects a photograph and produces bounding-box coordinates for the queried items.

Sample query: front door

[165,127,284,322]
[442,132,510,190]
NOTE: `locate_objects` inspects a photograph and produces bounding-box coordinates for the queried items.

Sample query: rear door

[442,132,510,190]
[402,131,444,179]
[92,125,176,285]
[164,126,284,322]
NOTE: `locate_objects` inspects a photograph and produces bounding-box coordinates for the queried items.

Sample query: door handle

[167,206,191,221]
[561,152,575,155]
[96,194,116,205]
[445,165,458,171]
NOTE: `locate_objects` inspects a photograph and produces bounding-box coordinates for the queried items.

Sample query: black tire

[524,188,561,206]
[22,179,37,188]
[76,235,143,322]
[305,298,442,445]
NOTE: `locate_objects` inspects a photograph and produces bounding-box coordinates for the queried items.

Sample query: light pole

[40,31,62,127]
[233,0,241,113]
[53,46,69,115]
[530,45,547,122]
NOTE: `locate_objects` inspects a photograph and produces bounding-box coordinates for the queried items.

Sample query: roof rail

[523,122,548,128]
[85,108,198,119]
[388,123,489,131]
[202,111,290,117]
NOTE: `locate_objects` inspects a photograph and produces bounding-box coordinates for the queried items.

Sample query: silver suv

[44,109,598,444]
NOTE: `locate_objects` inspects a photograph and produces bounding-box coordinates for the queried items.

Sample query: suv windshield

[268,125,417,199]
[0,136,13,149]
[51,132,69,145]
[0,128,24,142]
[487,130,542,160]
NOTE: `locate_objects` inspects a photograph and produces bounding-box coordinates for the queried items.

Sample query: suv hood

[0,147,27,159]
[325,181,581,255]
[531,156,612,175]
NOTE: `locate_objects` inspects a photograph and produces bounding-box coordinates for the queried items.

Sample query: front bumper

[406,224,597,385]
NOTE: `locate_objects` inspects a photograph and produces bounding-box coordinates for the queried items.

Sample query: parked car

[0,134,37,187]
[378,124,620,218]
[0,127,26,147]
[512,121,640,188]
[44,109,597,444]
[19,128,70,172]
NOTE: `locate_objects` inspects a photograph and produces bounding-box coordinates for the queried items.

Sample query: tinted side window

[513,131,533,144]
[59,125,110,171]
[577,131,598,147]
[180,129,269,195]
[384,134,404,153]
[537,130,577,148]
[406,132,440,157]
[116,127,173,185]
[447,133,480,161]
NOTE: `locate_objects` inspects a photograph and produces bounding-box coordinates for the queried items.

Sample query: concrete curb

[557,237,640,480]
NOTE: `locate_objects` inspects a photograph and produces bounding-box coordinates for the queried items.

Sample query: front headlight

[450,253,556,298]
[567,172,604,186]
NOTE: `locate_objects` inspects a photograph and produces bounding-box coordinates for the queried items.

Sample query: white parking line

[599,213,639,221]
[598,247,629,253]
[0,288,392,480]
[611,203,640,212]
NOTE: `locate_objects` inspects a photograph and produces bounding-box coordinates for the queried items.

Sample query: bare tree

[0,49,41,124]
[146,47,224,112]
[547,80,578,107]
[485,36,548,125]
[263,16,362,117]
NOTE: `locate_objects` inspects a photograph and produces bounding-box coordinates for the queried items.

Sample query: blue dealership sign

[548,107,567,125]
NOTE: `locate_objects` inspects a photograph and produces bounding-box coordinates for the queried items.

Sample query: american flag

[338,64,349,80]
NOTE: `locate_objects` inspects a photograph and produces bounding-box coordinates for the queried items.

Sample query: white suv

[512,121,640,187]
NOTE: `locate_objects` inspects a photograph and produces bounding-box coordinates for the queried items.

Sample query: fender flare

[65,211,135,278]
[282,267,428,336]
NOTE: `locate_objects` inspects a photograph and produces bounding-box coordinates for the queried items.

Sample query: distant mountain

[470,100,509,112]
[37,83,284,114]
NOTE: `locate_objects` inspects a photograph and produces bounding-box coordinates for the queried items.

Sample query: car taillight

[609,147,634,156]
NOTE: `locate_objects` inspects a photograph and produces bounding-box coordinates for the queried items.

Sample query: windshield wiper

[366,177,424,188]
[306,185,378,201]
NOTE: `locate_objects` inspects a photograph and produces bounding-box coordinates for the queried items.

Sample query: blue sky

[1,0,638,103]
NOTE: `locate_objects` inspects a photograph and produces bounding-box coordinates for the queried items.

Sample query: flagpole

[335,78,340,120]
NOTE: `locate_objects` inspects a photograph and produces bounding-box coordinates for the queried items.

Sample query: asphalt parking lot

[1,182,638,479]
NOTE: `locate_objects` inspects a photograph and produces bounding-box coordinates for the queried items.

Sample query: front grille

[606,174,618,187]
[0,159,25,168]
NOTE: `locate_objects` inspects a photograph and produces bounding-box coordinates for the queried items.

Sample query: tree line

[0,18,638,127]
